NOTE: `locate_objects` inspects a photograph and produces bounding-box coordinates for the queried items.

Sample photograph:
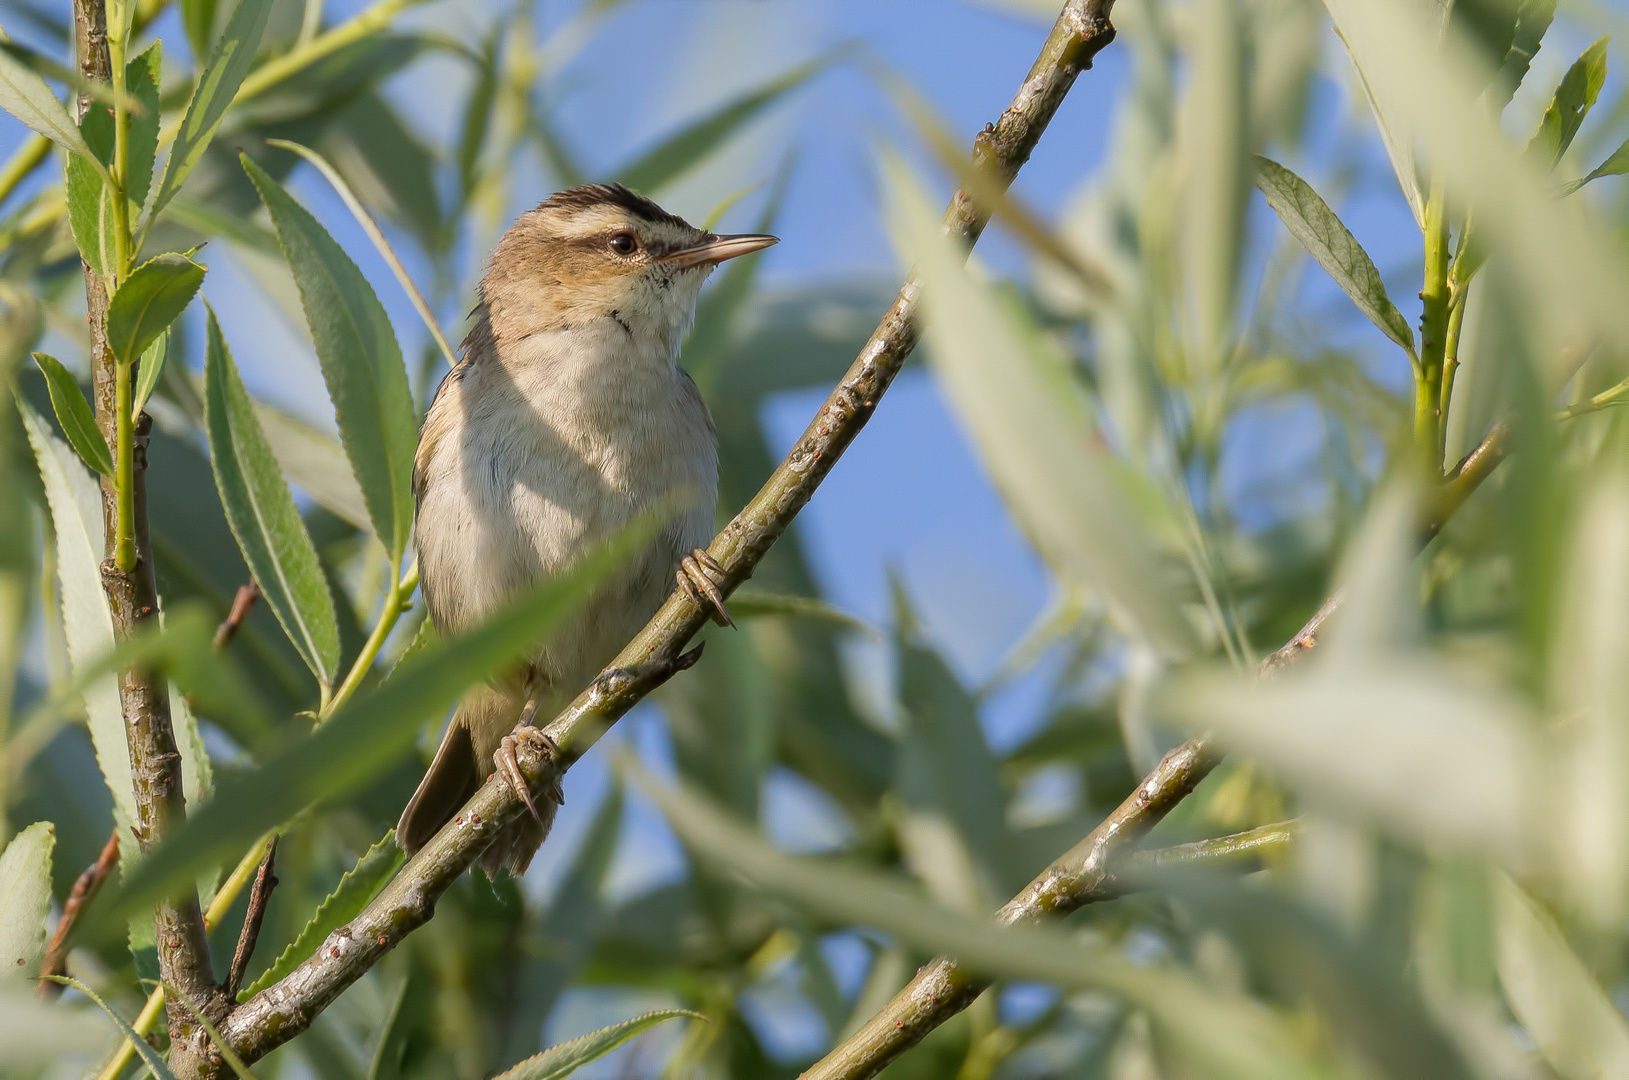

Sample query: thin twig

[37,828,120,997]
[212,583,260,652]
[225,839,277,1000]
[217,0,1121,1064]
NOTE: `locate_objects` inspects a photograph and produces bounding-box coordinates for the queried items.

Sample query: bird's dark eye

[608,232,637,255]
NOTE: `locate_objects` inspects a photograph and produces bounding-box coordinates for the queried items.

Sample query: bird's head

[480,183,776,358]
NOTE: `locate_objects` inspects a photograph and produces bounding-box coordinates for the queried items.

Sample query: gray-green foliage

[5,0,1629,1078]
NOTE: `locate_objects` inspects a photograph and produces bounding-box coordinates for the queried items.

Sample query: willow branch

[216,0,1120,1063]
[74,0,221,1068]
[798,418,1513,1080]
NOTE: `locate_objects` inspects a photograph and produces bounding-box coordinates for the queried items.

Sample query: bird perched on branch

[398,184,776,876]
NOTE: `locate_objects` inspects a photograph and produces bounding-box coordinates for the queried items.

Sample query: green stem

[1438,282,1468,466]
[325,561,418,718]
[1418,176,1451,473]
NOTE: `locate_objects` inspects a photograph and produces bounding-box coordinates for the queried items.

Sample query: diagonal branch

[73,0,222,1068]
[217,0,1122,1063]
[798,419,1513,1080]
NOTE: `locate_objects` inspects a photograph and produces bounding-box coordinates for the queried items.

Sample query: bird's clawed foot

[678,549,734,628]
[495,726,565,827]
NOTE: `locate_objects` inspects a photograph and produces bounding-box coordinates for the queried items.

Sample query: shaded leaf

[1496,873,1629,1079]
[616,53,831,192]
[204,306,341,686]
[19,401,138,844]
[32,352,111,476]
[1488,0,1554,111]
[150,0,275,219]
[243,154,416,564]
[1527,37,1608,170]
[105,253,205,367]
[0,38,97,166]
[42,975,178,1080]
[239,830,404,1000]
[0,822,53,980]
[132,330,167,420]
[884,156,1196,659]
[102,513,659,919]
[1560,135,1629,196]
[729,589,873,636]
[124,42,161,211]
[1255,156,1415,356]
[494,1011,701,1080]
[181,0,220,62]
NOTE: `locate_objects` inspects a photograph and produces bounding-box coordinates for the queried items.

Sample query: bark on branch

[217,0,1121,1063]
[73,0,221,1070]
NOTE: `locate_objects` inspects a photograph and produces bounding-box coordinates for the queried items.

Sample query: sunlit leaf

[0,822,53,980]
[131,330,167,421]
[884,155,1196,659]
[204,306,341,687]
[729,589,873,636]
[243,154,416,565]
[239,830,403,1000]
[124,42,160,211]
[1527,37,1608,171]
[19,401,138,845]
[32,352,111,476]
[150,0,275,220]
[493,1011,701,1080]
[1487,0,1555,111]
[1560,135,1629,196]
[105,253,205,367]
[1330,9,1424,229]
[0,37,98,167]
[615,53,831,193]
[1183,0,1250,364]
[1495,873,1629,1079]
[1255,156,1415,356]
[627,758,1324,1080]
[102,514,657,919]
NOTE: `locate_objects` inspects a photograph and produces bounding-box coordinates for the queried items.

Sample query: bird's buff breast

[414,328,717,699]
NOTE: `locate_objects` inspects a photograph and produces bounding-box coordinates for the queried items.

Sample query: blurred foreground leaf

[493,1010,701,1080]
[0,821,53,980]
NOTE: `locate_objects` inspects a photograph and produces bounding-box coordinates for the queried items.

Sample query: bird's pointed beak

[661,233,779,270]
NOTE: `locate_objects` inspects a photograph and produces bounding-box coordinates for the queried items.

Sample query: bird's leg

[678,549,735,628]
[494,724,565,827]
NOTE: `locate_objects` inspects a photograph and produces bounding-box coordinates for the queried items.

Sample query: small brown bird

[398,184,776,875]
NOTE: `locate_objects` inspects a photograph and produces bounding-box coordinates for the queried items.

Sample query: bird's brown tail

[397,685,550,877]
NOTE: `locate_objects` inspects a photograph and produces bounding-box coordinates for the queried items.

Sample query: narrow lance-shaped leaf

[615,52,832,193]
[238,830,404,1000]
[1487,0,1555,112]
[243,155,417,564]
[1254,156,1416,357]
[884,155,1196,660]
[149,0,274,220]
[1496,873,1629,1079]
[494,1012,703,1080]
[124,42,161,211]
[1527,37,1608,171]
[131,330,167,420]
[106,253,205,366]
[204,306,341,688]
[42,976,178,1080]
[18,402,139,845]
[0,35,99,167]
[101,512,659,920]
[0,822,54,980]
[1560,136,1629,197]
[32,352,111,476]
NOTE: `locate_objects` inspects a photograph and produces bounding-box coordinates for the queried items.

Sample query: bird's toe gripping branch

[678,548,734,628]
[495,723,565,826]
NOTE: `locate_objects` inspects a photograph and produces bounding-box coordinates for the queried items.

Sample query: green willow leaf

[1560,136,1629,196]
[243,154,416,564]
[1527,37,1608,171]
[131,330,167,420]
[105,253,205,367]
[729,589,874,636]
[493,1011,702,1080]
[149,0,274,220]
[1488,0,1555,112]
[124,42,161,210]
[1255,155,1415,356]
[615,52,832,192]
[18,401,139,845]
[238,831,403,1000]
[42,976,178,1080]
[102,513,658,921]
[0,822,53,981]
[32,352,111,476]
[0,38,98,166]
[181,0,220,61]
[204,306,340,687]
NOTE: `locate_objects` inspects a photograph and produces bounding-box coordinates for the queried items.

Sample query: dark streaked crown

[536,183,691,230]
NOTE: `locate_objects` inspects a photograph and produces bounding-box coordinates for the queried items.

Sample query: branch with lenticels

[215,0,1122,1064]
